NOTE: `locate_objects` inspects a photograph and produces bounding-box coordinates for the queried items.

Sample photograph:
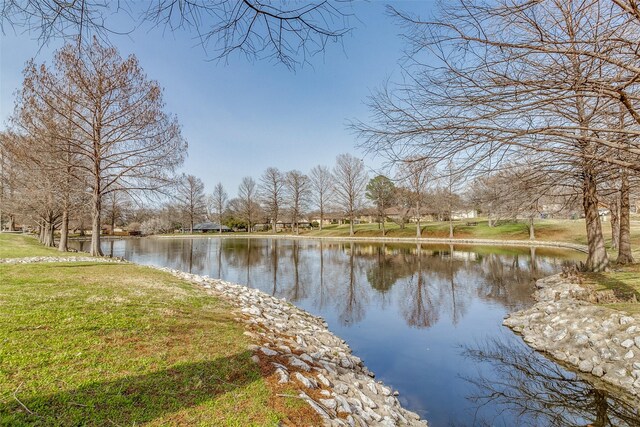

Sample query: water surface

[72,237,640,426]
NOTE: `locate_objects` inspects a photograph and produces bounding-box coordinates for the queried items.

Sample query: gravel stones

[504,273,640,399]
[154,267,428,426]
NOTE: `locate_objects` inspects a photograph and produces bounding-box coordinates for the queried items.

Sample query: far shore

[151,232,590,253]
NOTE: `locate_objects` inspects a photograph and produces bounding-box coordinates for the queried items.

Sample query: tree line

[355,0,640,271]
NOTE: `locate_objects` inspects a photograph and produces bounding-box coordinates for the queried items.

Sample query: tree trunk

[90,187,103,256]
[319,209,323,231]
[529,216,535,240]
[58,207,69,252]
[610,195,620,251]
[618,169,634,264]
[8,215,15,231]
[416,201,421,238]
[582,170,608,271]
[349,215,354,236]
[43,218,55,247]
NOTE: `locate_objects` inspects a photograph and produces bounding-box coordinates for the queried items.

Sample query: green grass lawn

[0,233,66,258]
[581,264,640,315]
[0,236,312,426]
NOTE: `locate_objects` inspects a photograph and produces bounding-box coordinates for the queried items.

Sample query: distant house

[384,207,437,224]
[193,222,232,233]
[451,210,477,220]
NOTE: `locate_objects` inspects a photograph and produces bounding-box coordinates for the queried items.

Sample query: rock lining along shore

[2,256,427,426]
[504,273,640,403]
[157,267,428,427]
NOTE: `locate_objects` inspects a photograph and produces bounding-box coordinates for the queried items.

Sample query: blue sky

[0,2,435,196]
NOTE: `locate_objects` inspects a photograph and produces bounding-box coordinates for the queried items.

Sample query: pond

[71,237,640,426]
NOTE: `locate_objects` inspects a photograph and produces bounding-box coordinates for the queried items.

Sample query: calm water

[72,237,640,426]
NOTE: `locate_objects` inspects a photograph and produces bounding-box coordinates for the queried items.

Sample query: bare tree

[237,176,259,232]
[397,158,430,238]
[284,169,310,235]
[309,164,334,230]
[259,167,284,232]
[1,0,354,69]
[210,181,228,234]
[13,39,186,255]
[355,0,640,271]
[332,153,368,236]
[176,174,206,233]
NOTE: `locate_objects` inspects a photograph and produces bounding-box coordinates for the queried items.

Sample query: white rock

[289,356,311,372]
[294,372,317,389]
[357,391,378,409]
[625,350,635,359]
[334,383,349,395]
[622,339,635,349]
[366,382,378,395]
[260,347,278,356]
[620,316,635,325]
[275,368,289,384]
[592,365,605,377]
[319,398,338,410]
[317,373,332,387]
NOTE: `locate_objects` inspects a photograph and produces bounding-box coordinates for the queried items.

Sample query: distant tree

[397,159,430,237]
[237,176,259,232]
[365,175,395,236]
[13,39,186,255]
[284,170,310,235]
[210,182,228,235]
[259,167,285,232]
[333,153,368,236]
[176,174,206,233]
[309,165,334,230]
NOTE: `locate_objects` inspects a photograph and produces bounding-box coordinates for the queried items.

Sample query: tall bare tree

[237,176,259,232]
[309,164,334,231]
[333,153,368,236]
[177,174,206,233]
[356,0,640,270]
[284,169,310,235]
[397,159,430,238]
[259,167,284,232]
[210,181,228,234]
[14,39,186,255]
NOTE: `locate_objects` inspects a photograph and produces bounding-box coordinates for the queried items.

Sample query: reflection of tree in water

[401,255,439,328]
[475,247,576,311]
[219,238,267,287]
[366,244,398,293]
[336,246,368,326]
[399,247,473,328]
[462,337,640,427]
[283,240,308,302]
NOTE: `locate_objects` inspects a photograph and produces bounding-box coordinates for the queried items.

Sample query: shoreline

[504,273,640,402]
[1,255,428,426]
[151,233,589,253]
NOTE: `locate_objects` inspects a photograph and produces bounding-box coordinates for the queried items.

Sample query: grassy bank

[581,265,640,315]
[0,235,315,426]
[0,233,66,258]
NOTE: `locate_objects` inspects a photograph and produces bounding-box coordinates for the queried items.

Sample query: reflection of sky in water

[72,238,639,426]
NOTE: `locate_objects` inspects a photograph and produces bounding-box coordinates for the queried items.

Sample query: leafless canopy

[1,0,354,68]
